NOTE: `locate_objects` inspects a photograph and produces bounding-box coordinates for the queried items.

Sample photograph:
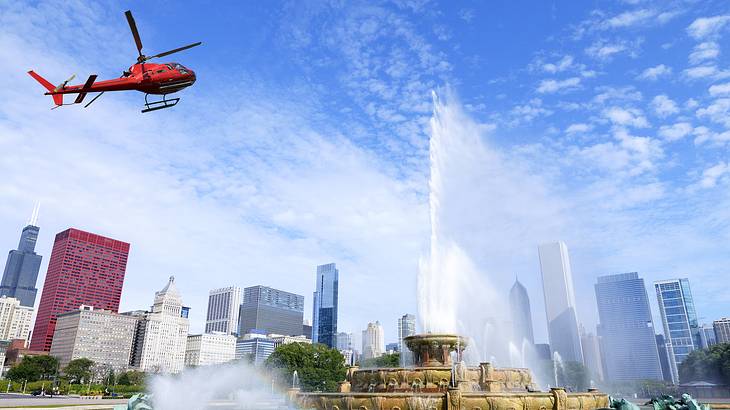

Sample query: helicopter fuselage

[45,62,196,96]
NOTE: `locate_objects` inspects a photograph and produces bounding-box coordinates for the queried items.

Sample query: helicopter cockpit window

[172,63,189,74]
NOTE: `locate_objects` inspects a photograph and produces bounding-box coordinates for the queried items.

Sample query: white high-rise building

[0,296,33,342]
[50,305,138,371]
[185,333,236,367]
[205,286,242,335]
[362,321,385,360]
[538,241,584,363]
[132,276,189,374]
[714,318,730,344]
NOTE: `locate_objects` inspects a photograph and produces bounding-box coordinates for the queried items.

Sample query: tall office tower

[336,332,352,351]
[0,296,33,342]
[655,278,701,384]
[398,314,416,365]
[205,286,242,335]
[0,207,42,307]
[50,305,138,372]
[362,321,385,360]
[595,273,662,381]
[30,228,129,352]
[509,279,534,345]
[655,334,673,382]
[239,285,304,336]
[312,263,339,348]
[302,319,312,339]
[699,324,717,348]
[131,277,189,374]
[538,242,583,363]
[185,333,236,367]
[713,318,730,343]
[579,326,604,382]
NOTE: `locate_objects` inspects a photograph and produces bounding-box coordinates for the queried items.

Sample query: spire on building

[28,202,41,227]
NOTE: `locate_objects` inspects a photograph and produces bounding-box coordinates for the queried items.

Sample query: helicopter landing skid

[142,94,179,113]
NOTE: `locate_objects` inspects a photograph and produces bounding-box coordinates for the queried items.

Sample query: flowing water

[417,90,537,372]
[150,361,292,409]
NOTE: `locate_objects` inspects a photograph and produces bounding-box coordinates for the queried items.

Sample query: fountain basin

[404,334,467,367]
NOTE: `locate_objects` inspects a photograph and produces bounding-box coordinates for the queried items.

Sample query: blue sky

[1,0,729,346]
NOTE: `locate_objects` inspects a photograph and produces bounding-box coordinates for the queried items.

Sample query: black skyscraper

[1,208,42,307]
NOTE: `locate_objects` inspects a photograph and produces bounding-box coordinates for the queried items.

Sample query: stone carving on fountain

[291,333,610,410]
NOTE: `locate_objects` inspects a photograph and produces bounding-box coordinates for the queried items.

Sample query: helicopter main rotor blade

[124,10,144,58]
[145,42,202,60]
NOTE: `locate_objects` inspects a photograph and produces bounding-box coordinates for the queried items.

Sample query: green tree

[557,361,589,392]
[117,370,146,386]
[6,355,60,382]
[679,342,730,384]
[64,358,95,384]
[265,343,347,392]
[361,353,400,368]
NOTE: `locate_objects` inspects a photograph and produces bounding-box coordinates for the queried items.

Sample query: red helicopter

[28,10,201,113]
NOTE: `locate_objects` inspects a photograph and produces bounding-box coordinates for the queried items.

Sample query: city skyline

[1,212,728,353]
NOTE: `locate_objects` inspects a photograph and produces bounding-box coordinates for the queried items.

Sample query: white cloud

[565,123,592,134]
[510,98,553,124]
[651,95,679,117]
[699,162,730,188]
[683,65,730,80]
[542,55,574,73]
[687,15,730,40]
[693,126,730,145]
[603,107,650,128]
[537,77,581,93]
[586,41,627,60]
[709,82,730,96]
[689,42,720,64]
[637,64,672,81]
[696,98,730,127]
[605,9,656,28]
[658,122,692,141]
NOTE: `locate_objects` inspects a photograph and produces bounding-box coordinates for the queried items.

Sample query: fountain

[290,91,610,409]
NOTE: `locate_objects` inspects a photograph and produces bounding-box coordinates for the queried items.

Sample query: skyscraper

[205,286,242,335]
[655,278,700,384]
[0,296,33,342]
[655,334,673,382]
[336,332,352,351]
[538,241,583,363]
[714,318,730,344]
[398,314,416,365]
[30,228,129,352]
[362,321,385,360]
[238,286,304,336]
[595,273,662,381]
[312,263,338,348]
[580,327,604,382]
[509,279,534,345]
[130,276,189,374]
[1,207,42,307]
[699,324,717,348]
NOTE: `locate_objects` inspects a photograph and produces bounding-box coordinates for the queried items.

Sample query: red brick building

[29,228,129,351]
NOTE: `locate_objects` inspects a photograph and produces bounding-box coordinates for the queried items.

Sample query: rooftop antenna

[28,201,41,226]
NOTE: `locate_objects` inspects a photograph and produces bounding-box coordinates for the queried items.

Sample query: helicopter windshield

[171,63,189,74]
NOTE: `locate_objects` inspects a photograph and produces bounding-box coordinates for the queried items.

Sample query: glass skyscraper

[655,278,700,384]
[312,263,338,348]
[238,285,304,336]
[538,241,583,363]
[595,272,662,381]
[509,278,534,345]
[1,211,42,307]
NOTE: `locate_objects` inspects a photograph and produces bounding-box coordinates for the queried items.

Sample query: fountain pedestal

[404,334,467,367]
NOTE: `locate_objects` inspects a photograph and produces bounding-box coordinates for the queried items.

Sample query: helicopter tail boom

[27,71,63,106]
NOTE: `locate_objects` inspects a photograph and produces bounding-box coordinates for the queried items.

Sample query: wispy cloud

[637,64,672,81]
[537,77,581,93]
[689,42,720,65]
[651,95,679,117]
[658,122,692,141]
[687,15,730,39]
